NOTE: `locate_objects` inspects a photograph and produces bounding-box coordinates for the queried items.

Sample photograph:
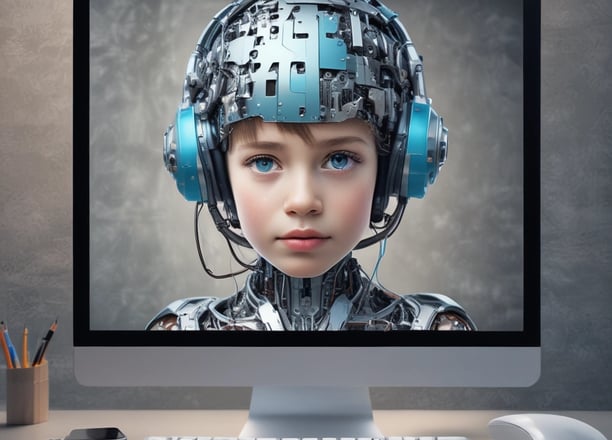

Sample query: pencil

[32,319,58,366]
[22,326,30,368]
[0,322,14,369]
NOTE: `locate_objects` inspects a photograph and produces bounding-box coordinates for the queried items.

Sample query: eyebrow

[234,136,371,152]
[316,136,371,149]
[232,141,285,152]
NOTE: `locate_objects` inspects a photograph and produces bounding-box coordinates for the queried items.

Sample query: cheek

[333,180,375,233]
[229,166,254,221]
[232,181,274,244]
[234,187,262,226]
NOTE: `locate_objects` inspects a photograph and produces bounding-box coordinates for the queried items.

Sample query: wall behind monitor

[0,0,611,411]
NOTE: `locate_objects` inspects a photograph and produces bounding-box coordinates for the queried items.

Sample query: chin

[271,257,340,279]
[276,264,331,279]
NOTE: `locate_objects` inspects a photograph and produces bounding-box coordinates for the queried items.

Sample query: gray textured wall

[1,0,611,411]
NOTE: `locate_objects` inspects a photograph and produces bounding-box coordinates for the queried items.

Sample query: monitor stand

[240,386,383,438]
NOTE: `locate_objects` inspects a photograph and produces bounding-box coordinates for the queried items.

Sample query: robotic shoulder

[146,297,216,330]
[402,293,477,330]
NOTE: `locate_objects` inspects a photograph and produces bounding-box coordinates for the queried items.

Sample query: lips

[278,229,330,252]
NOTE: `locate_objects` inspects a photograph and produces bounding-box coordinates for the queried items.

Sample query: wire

[371,237,387,285]
[355,198,406,249]
[194,203,251,279]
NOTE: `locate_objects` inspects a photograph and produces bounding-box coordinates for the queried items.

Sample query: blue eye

[327,152,352,170]
[251,156,276,173]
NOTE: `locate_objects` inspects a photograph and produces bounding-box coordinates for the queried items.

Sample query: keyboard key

[144,436,469,440]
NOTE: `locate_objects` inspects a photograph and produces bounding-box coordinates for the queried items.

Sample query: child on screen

[148,0,475,331]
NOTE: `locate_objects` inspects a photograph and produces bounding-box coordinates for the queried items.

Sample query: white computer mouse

[488,413,608,440]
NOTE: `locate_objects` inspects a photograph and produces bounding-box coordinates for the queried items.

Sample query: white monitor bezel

[73,0,541,388]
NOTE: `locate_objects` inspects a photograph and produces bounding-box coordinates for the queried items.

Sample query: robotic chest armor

[148,258,476,332]
[147,292,476,332]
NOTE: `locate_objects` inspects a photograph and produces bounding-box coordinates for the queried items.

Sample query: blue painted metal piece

[175,106,204,202]
[406,101,432,199]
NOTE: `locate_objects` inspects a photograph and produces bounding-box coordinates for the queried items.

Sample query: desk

[1,410,611,440]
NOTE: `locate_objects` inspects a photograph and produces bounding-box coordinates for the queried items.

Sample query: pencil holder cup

[6,361,49,425]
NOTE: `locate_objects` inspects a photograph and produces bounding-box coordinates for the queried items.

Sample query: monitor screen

[74,0,540,436]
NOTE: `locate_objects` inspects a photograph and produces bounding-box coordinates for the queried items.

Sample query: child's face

[227,118,378,278]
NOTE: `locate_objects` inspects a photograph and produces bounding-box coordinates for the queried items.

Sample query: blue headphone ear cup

[165,105,242,228]
[403,101,448,199]
[370,100,447,222]
[163,106,206,203]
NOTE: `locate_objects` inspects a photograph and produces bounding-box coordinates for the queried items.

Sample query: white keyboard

[145,437,469,440]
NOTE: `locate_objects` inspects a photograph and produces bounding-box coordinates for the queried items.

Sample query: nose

[283,170,323,216]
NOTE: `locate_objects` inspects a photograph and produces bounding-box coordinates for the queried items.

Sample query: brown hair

[228,118,315,148]
[227,117,380,152]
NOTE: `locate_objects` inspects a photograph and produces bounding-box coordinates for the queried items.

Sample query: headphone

[163,0,448,247]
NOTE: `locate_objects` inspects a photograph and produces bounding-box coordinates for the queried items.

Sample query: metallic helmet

[164,0,448,245]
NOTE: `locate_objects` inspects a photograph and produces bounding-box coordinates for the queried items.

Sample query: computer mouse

[488,413,608,440]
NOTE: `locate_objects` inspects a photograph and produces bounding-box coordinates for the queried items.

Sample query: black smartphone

[65,427,127,440]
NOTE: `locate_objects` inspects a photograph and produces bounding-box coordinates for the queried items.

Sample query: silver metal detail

[147,259,476,331]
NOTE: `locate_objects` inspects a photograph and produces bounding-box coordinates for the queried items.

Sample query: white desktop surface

[1,410,612,440]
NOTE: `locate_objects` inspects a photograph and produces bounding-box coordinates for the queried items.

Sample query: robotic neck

[248,255,365,330]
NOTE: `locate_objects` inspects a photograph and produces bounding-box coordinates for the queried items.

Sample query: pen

[22,326,30,368]
[0,322,14,369]
[32,319,58,366]
[2,322,20,368]
[4,323,21,368]
[5,323,21,368]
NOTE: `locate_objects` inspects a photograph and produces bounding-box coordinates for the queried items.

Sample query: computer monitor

[73,0,540,436]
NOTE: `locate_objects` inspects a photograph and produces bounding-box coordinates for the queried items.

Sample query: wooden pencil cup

[6,361,49,425]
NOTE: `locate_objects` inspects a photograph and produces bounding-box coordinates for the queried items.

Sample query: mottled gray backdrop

[89,0,524,331]
[1,0,612,411]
